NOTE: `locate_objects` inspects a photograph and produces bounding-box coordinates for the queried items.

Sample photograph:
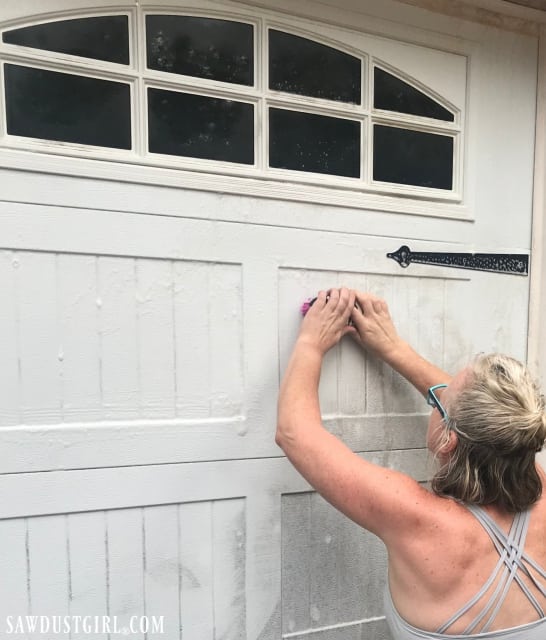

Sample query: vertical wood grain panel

[106,508,145,638]
[336,518,387,621]
[68,511,108,640]
[309,494,342,629]
[143,505,180,639]
[0,519,29,628]
[443,279,474,372]
[281,492,311,635]
[338,272,368,416]
[98,257,139,420]
[209,263,244,418]
[27,515,70,621]
[212,498,246,640]
[179,501,214,640]
[281,493,388,636]
[390,276,423,414]
[136,260,176,419]
[18,253,61,424]
[173,261,210,418]
[366,275,395,415]
[277,266,305,377]
[57,254,102,423]
[417,277,445,374]
[0,251,20,425]
[244,494,282,640]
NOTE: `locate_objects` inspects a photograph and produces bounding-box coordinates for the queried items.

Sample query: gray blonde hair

[432,353,546,512]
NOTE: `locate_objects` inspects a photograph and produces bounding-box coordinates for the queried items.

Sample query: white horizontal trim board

[0,450,429,518]
[0,148,470,219]
[0,201,480,274]
[0,415,429,474]
[282,615,387,638]
[0,199,479,264]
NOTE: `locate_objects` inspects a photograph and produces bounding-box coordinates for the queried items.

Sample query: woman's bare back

[388,472,546,635]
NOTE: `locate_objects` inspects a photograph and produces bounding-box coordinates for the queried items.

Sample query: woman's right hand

[350,292,404,362]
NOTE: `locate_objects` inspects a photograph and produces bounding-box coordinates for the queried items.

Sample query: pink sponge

[300,297,317,316]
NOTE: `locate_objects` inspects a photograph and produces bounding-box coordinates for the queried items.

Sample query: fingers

[311,288,386,325]
[324,288,355,322]
[352,294,389,317]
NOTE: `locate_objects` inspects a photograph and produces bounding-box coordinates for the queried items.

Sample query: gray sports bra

[384,505,546,638]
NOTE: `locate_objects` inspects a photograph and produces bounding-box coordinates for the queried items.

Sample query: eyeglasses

[427,384,449,420]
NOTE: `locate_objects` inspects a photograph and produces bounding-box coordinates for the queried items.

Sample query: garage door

[0,1,537,639]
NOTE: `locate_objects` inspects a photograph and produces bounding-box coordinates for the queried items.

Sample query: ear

[440,430,458,456]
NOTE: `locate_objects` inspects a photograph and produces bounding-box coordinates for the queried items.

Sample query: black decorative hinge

[387,245,528,276]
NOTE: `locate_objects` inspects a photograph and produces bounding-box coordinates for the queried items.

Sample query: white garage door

[0,1,537,638]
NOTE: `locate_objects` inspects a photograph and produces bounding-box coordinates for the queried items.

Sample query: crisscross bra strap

[436,506,546,635]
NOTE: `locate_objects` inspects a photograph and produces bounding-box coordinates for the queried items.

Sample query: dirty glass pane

[374,68,454,122]
[148,88,254,164]
[269,108,360,177]
[269,30,361,104]
[2,16,129,65]
[146,15,253,85]
[5,64,131,149]
[373,125,453,189]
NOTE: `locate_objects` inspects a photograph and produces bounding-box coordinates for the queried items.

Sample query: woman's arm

[350,292,452,393]
[276,288,437,542]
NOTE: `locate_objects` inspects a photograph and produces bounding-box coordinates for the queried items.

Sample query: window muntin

[4,64,131,149]
[268,29,361,104]
[0,9,463,199]
[2,16,129,65]
[146,15,254,86]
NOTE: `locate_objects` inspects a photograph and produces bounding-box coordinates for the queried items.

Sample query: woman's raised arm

[275,288,440,542]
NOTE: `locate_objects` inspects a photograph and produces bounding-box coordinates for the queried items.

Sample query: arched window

[0,8,463,201]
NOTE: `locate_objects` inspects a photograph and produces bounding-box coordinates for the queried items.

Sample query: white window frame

[0,2,468,219]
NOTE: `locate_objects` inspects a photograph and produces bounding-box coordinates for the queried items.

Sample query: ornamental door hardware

[387,245,529,276]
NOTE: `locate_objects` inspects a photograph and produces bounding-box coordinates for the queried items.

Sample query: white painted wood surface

[0,1,539,639]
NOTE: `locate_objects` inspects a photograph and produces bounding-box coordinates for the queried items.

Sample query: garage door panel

[279,266,464,419]
[281,491,388,635]
[0,455,425,639]
[0,499,249,639]
[0,249,244,428]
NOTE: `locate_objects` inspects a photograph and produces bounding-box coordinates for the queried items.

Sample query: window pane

[374,68,454,122]
[269,108,360,177]
[148,89,254,164]
[2,16,129,65]
[373,125,453,189]
[269,30,361,104]
[5,65,131,149]
[146,16,253,85]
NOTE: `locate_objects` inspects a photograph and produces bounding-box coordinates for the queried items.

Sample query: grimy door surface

[0,1,537,639]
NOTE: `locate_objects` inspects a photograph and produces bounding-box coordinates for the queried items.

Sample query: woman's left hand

[297,288,356,356]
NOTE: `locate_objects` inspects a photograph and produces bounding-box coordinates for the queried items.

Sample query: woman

[276,288,546,638]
